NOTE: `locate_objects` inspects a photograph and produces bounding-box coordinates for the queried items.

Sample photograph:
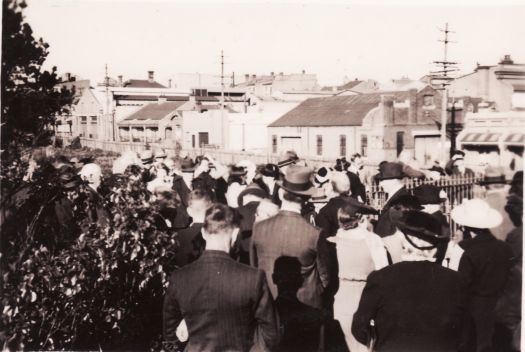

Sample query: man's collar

[280,203,301,214]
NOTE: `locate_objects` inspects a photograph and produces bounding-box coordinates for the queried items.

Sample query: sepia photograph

[1,0,524,350]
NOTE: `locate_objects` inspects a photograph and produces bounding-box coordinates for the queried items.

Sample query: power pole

[430,23,458,163]
[220,50,225,149]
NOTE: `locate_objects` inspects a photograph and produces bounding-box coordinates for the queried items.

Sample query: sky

[23,0,525,87]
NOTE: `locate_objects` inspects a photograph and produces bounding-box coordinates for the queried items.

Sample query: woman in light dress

[328,202,389,352]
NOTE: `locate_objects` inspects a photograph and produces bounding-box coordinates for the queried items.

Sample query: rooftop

[269,91,409,127]
[122,101,186,121]
[123,79,167,88]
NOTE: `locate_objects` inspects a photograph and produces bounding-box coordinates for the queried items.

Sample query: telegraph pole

[220,50,225,149]
[430,23,458,163]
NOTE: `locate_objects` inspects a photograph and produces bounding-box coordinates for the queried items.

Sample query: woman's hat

[479,166,507,185]
[375,162,405,180]
[276,165,316,196]
[314,167,330,185]
[180,158,196,173]
[413,184,447,205]
[341,197,379,215]
[334,157,350,172]
[310,187,328,204]
[394,210,449,248]
[451,198,503,229]
[237,183,268,206]
[155,149,167,160]
[261,163,280,179]
[59,172,82,190]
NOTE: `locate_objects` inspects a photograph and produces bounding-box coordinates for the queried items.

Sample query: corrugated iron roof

[269,91,409,127]
[115,95,189,102]
[123,101,186,121]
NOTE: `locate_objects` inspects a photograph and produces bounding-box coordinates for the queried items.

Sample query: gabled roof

[123,101,185,121]
[269,91,409,127]
[115,95,188,102]
[123,79,167,88]
[321,80,363,91]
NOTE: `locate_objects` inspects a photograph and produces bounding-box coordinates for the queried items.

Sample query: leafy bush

[1,159,179,350]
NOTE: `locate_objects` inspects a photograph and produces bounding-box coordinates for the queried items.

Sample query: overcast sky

[24,0,525,87]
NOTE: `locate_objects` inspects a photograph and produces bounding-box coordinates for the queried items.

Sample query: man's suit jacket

[163,250,280,352]
[374,187,410,238]
[172,175,191,208]
[347,171,367,202]
[352,261,467,352]
[250,210,329,309]
[174,223,206,268]
[315,195,354,236]
[233,201,260,265]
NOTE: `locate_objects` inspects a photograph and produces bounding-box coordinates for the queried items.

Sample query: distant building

[268,86,471,165]
[234,71,320,97]
[449,55,525,112]
[321,79,380,94]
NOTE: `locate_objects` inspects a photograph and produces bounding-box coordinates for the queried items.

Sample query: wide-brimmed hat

[376,162,405,180]
[261,163,280,179]
[276,165,316,196]
[394,210,449,248]
[59,172,82,190]
[237,183,268,206]
[180,158,196,173]
[310,187,329,204]
[479,166,506,185]
[277,151,299,168]
[451,150,465,161]
[314,167,330,185]
[390,194,424,210]
[413,184,447,205]
[451,198,503,229]
[140,150,154,165]
[155,149,167,159]
[341,197,379,215]
[334,157,350,172]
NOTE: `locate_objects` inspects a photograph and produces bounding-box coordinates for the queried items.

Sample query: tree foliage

[1,0,74,148]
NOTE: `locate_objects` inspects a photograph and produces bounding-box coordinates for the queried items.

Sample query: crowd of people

[3,147,523,352]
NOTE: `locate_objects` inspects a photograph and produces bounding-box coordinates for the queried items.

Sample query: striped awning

[503,133,525,146]
[460,132,502,144]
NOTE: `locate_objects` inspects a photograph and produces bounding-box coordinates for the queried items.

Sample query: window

[361,135,368,157]
[90,116,97,124]
[199,132,209,147]
[192,135,196,148]
[423,95,434,106]
[339,135,346,157]
[272,135,277,154]
[396,131,405,156]
[316,135,323,156]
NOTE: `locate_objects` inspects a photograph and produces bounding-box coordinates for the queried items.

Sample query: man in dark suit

[374,162,411,238]
[173,189,212,268]
[251,165,329,310]
[163,204,280,352]
[347,153,367,202]
[451,199,514,352]
[352,211,467,352]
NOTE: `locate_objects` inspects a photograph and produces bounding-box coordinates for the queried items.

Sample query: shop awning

[503,132,525,146]
[460,132,502,145]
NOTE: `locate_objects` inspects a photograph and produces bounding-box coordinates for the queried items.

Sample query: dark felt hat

[413,184,446,205]
[390,194,424,210]
[237,183,268,206]
[394,210,449,248]
[479,166,507,185]
[261,163,280,179]
[314,167,330,185]
[342,197,379,215]
[230,165,248,177]
[277,151,299,168]
[334,157,350,172]
[276,165,316,196]
[180,158,196,173]
[376,162,405,180]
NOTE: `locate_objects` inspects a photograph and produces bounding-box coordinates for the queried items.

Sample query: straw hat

[451,198,503,229]
[276,165,316,196]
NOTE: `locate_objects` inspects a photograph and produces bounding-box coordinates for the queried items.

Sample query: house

[234,71,320,97]
[321,79,380,94]
[268,86,454,165]
[449,55,525,111]
[456,110,524,175]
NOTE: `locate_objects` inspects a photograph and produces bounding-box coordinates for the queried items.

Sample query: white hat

[451,198,503,229]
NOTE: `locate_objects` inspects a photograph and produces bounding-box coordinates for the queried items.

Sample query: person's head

[261,163,280,184]
[237,160,256,184]
[277,150,299,175]
[140,150,154,167]
[395,210,449,262]
[202,203,236,251]
[337,204,362,230]
[239,183,267,207]
[255,199,279,223]
[276,165,316,206]
[272,256,303,295]
[350,153,363,170]
[228,165,247,185]
[78,163,102,190]
[482,166,507,190]
[155,189,179,209]
[413,184,447,214]
[454,158,465,172]
[376,162,405,192]
[187,188,213,223]
[331,172,350,195]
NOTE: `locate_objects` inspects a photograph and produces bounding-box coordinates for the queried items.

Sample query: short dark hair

[188,188,213,206]
[337,204,362,230]
[282,190,309,204]
[204,203,235,235]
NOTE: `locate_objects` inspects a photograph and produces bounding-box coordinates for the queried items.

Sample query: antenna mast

[220,50,225,149]
[430,23,458,162]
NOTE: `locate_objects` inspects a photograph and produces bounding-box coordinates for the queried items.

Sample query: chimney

[381,95,395,125]
[252,74,256,81]
[148,70,154,83]
[271,72,274,77]
[408,88,417,124]
[244,74,249,82]
[168,79,172,88]
[118,75,123,86]
[302,69,306,74]
[499,54,514,65]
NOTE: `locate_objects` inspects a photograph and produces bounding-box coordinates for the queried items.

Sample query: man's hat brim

[276,180,317,196]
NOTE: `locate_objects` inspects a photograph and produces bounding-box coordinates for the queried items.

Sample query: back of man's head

[331,172,350,195]
[204,203,235,236]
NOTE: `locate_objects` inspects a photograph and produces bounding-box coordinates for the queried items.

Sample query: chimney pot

[302,70,305,74]
[279,72,284,76]
[271,72,274,76]
[148,70,154,82]
[118,75,123,86]
[168,79,172,88]
[252,74,256,80]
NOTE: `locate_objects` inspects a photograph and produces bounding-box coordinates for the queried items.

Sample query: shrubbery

[1,152,179,350]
